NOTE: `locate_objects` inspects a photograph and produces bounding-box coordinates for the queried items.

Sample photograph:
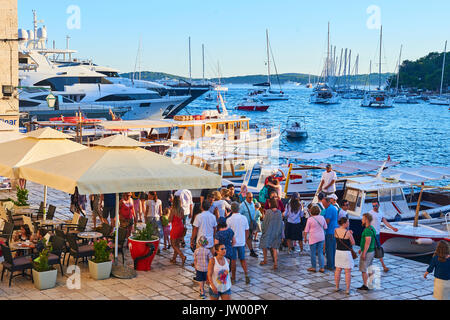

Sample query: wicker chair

[0,244,33,287]
[65,233,94,266]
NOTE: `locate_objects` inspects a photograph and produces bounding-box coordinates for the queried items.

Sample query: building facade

[0,0,19,128]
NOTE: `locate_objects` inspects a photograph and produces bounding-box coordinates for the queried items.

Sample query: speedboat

[249,88,289,101]
[235,98,269,111]
[285,116,308,139]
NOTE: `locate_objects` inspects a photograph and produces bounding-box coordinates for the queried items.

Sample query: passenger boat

[235,98,269,111]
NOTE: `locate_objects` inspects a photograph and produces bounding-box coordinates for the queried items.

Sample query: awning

[279,148,356,160]
[317,160,400,174]
[382,166,450,184]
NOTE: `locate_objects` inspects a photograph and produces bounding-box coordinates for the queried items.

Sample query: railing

[445,212,450,235]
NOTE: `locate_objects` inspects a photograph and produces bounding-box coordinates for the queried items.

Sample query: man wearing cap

[318,164,338,196]
[323,196,338,271]
[329,194,340,211]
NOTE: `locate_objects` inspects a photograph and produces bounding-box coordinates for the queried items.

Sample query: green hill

[390,52,449,91]
[121,71,393,86]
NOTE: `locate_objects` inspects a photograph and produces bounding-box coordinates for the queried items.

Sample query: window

[19,100,40,107]
[96,93,161,102]
[248,167,261,188]
[97,71,120,78]
[34,77,111,91]
[241,121,249,131]
[217,124,225,133]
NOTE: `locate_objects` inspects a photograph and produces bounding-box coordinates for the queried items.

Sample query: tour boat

[235,98,269,111]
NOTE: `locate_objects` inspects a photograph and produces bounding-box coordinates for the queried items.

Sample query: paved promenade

[0,183,437,300]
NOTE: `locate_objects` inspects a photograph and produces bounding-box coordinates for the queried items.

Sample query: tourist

[316,192,325,212]
[169,196,187,266]
[264,169,286,186]
[101,193,116,226]
[259,198,283,270]
[161,208,171,250]
[424,241,450,300]
[200,188,215,207]
[221,188,232,205]
[264,191,285,212]
[146,192,163,239]
[284,193,305,254]
[227,184,240,203]
[304,206,327,273]
[238,185,249,203]
[329,194,340,210]
[318,164,337,196]
[267,178,282,199]
[131,192,142,223]
[239,193,259,258]
[191,201,217,252]
[194,236,213,300]
[253,202,264,242]
[14,225,32,242]
[89,194,103,229]
[323,196,339,271]
[334,217,356,295]
[214,217,236,264]
[227,202,251,285]
[358,213,377,291]
[339,200,350,219]
[370,200,399,272]
[211,190,231,219]
[139,191,148,222]
[175,189,193,248]
[119,193,135,239]
[70,187,85,217]
[207,243,232,300]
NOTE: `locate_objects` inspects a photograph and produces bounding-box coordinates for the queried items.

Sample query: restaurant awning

[17,134,222,195]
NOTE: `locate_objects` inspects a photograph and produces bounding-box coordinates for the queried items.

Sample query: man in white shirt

[191,201,217,250]
[227,202,251,285]
[369,200,399,273]
[318,164,337,196]
[175,189,193,247]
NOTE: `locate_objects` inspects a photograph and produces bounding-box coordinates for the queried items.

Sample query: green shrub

[132,221,159,241]
[93,239,111,263]
[10,186,29,207]
[33,240,53,272]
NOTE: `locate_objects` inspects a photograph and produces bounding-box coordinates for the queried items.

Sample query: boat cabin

[343,176,414,220]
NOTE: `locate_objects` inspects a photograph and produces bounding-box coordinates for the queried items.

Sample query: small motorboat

[285,116,308,139]
[380,219,449,257]
[235,98,269,111]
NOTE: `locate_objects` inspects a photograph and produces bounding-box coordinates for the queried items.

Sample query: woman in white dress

[334,217,356,295]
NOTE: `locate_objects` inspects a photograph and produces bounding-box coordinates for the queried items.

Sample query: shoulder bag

[370,227,384,259]
[335,230,358,260]
[244,201,258,232]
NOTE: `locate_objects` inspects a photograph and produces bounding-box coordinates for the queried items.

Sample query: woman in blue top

[424,240,450,300]
[214,217,236,263]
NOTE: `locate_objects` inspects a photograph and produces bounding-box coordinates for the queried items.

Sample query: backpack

[258,186,268,204]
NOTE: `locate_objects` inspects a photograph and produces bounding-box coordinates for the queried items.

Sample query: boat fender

[415,238,434,245]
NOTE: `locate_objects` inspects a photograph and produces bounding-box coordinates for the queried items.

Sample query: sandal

[273,264,278,271]
[169,258,177,264]
[319,268,326,273]
[181,256,187,267]
[259,261,268,266]
[307,268,317,273]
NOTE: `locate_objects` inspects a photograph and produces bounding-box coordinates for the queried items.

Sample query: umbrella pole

[43,186,47,220]
[115,193,119,259]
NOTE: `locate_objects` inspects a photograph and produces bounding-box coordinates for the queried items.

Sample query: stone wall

[0,0,19,128]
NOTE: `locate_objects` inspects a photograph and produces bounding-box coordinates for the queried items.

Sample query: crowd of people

[78,165,448,301]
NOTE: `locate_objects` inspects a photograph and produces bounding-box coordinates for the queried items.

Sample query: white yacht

[310,83,340,104]
[361,90,394,108]
[17,17,190,121]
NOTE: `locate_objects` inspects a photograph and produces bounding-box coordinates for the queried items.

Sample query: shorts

[230,246,246,261]
[195,270,207,282]
[102,207,115,219]
[209,288,231,299]
[359,251,375,273]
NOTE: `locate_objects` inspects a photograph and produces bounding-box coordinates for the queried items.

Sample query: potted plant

[9,186,30,213]
[128,221,160,271]
[32,240,57,290]
[88,239,112,280]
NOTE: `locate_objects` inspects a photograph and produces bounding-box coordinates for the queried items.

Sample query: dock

[0,182,437,300]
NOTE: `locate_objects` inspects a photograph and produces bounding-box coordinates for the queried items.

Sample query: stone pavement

[0,183,437,300]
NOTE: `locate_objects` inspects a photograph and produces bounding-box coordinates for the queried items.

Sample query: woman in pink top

[304,206,328,273]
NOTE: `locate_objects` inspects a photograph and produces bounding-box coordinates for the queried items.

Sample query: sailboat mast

[326,22,330,82]
[379,26,383,89]
[369,60,372,92]
[202,44,205,84]
[396,45,403,94]
[439,40,447,96]
[347,50,352,88]
[189,37,192,84]
[266,29,271,87]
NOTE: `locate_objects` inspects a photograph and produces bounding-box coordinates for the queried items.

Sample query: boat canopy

[381,166,450,183]
[316,160,400,174]
[278,148,356,160]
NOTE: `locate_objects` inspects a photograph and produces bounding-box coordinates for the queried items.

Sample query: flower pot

[128,237,159,271]
[88,260,112,280]
[32,269,57,290]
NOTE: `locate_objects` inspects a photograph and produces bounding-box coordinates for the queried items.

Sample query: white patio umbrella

[17,134,222,263]
[0,121,23,143]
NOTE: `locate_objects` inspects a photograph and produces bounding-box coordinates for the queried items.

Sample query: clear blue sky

[18,0,450,78]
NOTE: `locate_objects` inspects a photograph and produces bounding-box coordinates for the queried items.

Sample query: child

[194,236,213,299]
[161,208,171,250]
[424,240,450,300]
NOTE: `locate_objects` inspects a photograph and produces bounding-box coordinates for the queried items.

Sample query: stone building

[0,0,19,128]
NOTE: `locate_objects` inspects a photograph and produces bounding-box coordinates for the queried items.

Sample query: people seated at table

[13,225,32,242]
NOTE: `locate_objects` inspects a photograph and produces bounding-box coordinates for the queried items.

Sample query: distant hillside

[390,52,449,91]
[121,71,393,86]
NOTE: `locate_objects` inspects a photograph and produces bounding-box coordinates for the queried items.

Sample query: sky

[18,0,450,78]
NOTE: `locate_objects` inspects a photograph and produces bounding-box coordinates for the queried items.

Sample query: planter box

[88,260,112,280]
[32,269,57,290]
[128,237,159,271]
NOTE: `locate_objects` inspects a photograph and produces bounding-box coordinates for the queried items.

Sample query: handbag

[244,201,258,231]
[371,228,384,259]
[335,230,358,260]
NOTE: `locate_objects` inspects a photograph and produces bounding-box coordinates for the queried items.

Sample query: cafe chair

[0,222,14,245]
[62,216,88,235]
[65,233,94,267]
[0,244,33,287]
[49,236,65,275]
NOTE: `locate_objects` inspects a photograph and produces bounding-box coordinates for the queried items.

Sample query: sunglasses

[219,248,226,251]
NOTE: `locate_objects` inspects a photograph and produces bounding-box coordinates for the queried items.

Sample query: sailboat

[306,74,313,88]
[429,41,450,106]
[310,22,340,104]
[249,30,289,101]
[361,25,394,108]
